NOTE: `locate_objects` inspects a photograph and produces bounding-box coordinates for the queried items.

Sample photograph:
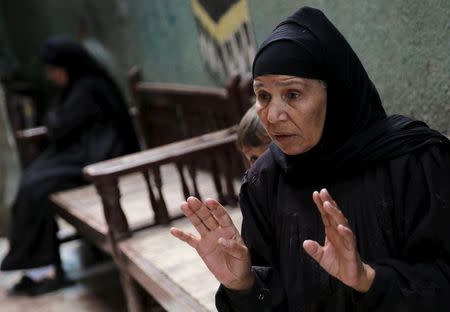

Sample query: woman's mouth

[273,133,296,142]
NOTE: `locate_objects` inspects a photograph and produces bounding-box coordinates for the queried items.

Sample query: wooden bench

[73,127,241,311]
[49,71,250,245]
[49,72,253,310]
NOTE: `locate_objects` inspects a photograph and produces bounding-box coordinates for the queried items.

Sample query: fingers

[313,191,331,227]
[320,189,348,227]
[170,227,199,249]
[318,188,338,207]
[337,224,356,251]
[303,240,324,262]
[180,197,238,238]
[218,237,249,260]
[313,189,348,228]
[186,196,220,232]
[181,201,208,236]
[312,189,355,252]
[204,198,237,230]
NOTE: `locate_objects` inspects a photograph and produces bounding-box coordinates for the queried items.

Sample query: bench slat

[83,127,237,179]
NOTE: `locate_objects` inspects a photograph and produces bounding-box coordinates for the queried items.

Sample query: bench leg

[120,271,147,312]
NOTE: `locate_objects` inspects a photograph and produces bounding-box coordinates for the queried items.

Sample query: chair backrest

[2,80,49,167]
[127,67,246,149]
[3,81,38,132]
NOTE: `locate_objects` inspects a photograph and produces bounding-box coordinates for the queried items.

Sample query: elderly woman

[171,7,450,311]
[1,37,139,295]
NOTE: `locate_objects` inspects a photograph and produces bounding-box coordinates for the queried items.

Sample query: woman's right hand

[170,196,254,290]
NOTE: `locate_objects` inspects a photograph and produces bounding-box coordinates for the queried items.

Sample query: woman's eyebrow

[253,78,308,90]
[275,79,308,88]
[253,81,264,89]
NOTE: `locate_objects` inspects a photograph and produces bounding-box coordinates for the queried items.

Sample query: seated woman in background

[1,37,139,296]
[236,104,271,168]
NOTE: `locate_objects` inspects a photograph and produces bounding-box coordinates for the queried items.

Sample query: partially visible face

[46,65,68,86]
[242,144,269,167]
[253,75,327,155]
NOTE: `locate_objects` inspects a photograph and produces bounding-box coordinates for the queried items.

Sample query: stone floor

[0,236,128,312]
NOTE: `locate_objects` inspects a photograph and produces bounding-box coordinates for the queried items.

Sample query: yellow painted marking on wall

[192,0,249,44]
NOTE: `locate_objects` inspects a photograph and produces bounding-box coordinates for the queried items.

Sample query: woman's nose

[267,97,287,123]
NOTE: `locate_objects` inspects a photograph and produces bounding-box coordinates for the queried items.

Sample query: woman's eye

[257,92,271,103]
[286,92,301,100]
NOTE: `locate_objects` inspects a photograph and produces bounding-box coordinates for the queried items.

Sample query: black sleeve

[356,145,450,310]
[44,80,101,142]
[215,171,289,311]
[215,268,271,312]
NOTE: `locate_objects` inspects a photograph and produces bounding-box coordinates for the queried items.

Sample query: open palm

[303,189,375,292]
[170,197,254,290]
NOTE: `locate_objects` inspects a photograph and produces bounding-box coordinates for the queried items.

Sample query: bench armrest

[80,126,238,241]
[83,126,238,182]
[16,126,48,142]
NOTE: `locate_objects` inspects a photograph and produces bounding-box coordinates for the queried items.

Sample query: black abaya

[216,144,450,311]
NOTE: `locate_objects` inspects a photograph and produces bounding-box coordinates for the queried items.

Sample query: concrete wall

[248,0,450,134]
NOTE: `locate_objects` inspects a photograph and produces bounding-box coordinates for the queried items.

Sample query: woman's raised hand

[170,197,254,290]
[303,189,375,292]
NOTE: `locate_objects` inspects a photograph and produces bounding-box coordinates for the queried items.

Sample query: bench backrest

[2,80,49,167]
[127,67,250,149]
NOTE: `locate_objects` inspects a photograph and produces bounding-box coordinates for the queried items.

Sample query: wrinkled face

[254,75,327,155]
[242,144,269,167]
[46,65,68,86]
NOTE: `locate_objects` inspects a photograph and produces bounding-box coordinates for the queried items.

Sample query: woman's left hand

[303,188,375,292]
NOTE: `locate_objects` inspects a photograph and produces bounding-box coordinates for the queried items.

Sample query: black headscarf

[252,7,449,179]
[41,37,109,93]
[41,37,139,152]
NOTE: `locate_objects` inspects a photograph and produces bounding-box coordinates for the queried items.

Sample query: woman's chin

[276,142,314,156]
